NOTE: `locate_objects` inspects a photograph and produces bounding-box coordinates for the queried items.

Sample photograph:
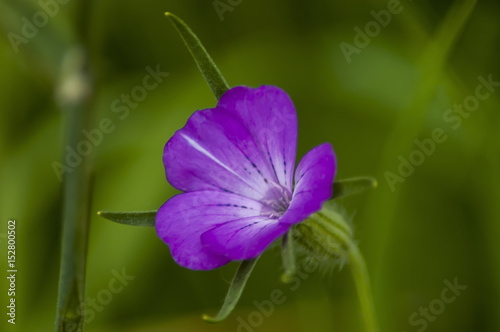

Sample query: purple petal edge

[279,143,336,225]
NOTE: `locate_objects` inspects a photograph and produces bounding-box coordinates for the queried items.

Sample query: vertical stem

[346,241,378,332]
[55,1,97,331]
[281,231,296,282]
[480,109,500,330]
[304,213,378,332]
[55,4,95,332]
[54,48,93,332]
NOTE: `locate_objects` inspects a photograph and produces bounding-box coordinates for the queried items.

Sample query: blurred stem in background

[363,0,477,330]
[54,48,92,331]
[481,106,500,330]
[54,0,97,331]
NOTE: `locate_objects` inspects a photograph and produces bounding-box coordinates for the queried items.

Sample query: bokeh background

[1,0,499,331]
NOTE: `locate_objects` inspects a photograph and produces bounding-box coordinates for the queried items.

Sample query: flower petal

[218,86,297,189]
[155,190,273,270]
[163,86,297,200]
[279,143,336,225]
[201,216,289,261]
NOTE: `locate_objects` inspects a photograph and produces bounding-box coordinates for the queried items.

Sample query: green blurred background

[1,0,499,331]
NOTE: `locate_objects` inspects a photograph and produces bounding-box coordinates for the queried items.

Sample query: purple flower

[156,86,336,270]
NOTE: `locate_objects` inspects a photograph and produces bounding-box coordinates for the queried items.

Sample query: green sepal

[165,12,230,100]
[97,211,156,227]
[293,202,353,260]
[203,257,259,323]
[332,177,377,200]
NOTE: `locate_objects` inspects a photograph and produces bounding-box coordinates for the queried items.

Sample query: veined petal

[163,86,297,200]
[201,216,289,261]
[279,143,336,225]
[165,107,282,200]
[216,85,297,190]
[155,191,274,270]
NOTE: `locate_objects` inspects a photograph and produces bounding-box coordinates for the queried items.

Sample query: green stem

[304,213,378,332]
[346,240,378,332]
[55,2,97,330]
[54,48,93,332]
[281,231,296,282]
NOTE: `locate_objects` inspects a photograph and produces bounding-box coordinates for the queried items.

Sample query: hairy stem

[301,212,378,332]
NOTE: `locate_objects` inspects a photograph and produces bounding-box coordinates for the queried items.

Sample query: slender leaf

[332,177,378,199]
[203,257,260,323]
[97,211,156,227]
[165,12,230,100]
